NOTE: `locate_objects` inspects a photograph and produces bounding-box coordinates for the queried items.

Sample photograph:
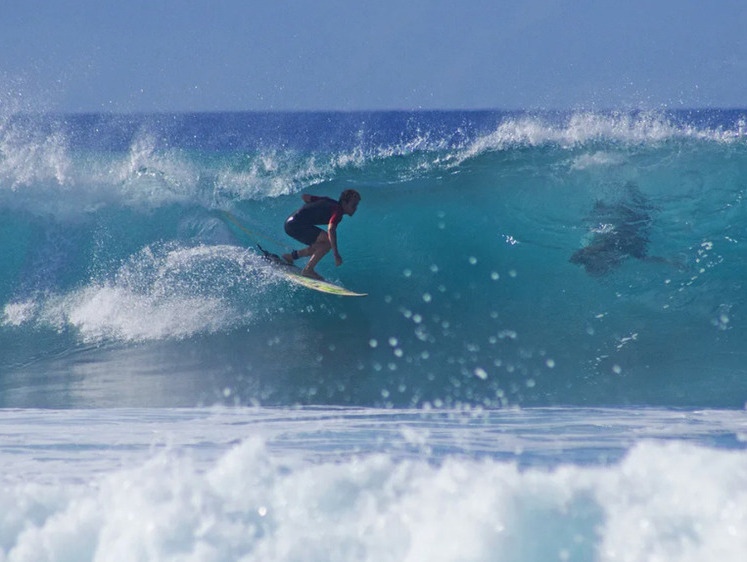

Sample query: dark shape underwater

[570,185,672,276]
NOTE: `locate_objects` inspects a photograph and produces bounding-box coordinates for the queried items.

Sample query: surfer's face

[343,197,360,215]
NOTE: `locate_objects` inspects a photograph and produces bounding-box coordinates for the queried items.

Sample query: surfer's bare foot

[282,253,294,264]
[301,268,324,281]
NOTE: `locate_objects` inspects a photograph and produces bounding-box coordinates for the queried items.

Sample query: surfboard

[220,211,366,297]
[260,251,367,297]
[280,267,368,296]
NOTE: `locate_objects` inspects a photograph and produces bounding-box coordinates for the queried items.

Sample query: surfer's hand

[334,252,343,266]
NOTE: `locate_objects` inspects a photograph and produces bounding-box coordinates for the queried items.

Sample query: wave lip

[2,110,745,214]
[455,110,747,163]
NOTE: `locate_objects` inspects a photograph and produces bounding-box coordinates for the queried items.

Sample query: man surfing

[282,189,361,280]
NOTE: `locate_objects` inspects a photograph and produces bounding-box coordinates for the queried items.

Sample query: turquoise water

[2,110,745,408]
[1,110,746,560]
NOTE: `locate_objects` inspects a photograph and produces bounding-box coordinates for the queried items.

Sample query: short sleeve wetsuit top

[284,196,344,246]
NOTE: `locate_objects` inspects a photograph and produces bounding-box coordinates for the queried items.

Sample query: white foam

[1,438,745,561]
[10,244,277,343]
[1,300,37,327]
[49,284,233,342]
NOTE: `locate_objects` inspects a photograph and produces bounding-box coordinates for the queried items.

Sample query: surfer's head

[340,189,361,215]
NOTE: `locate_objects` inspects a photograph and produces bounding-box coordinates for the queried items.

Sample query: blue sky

[2,0,745,112]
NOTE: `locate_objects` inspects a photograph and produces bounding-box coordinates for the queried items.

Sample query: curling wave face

[1,110,746,408]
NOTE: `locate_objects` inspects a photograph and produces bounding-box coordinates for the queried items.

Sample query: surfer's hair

[340,189,361,203]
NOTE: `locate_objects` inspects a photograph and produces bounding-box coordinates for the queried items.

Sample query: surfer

[570,185,675,276]
[282,189,361,280]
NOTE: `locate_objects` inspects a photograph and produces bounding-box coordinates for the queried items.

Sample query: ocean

[1,109,746,560]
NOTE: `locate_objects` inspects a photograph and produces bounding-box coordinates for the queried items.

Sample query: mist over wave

[1,109,746,409]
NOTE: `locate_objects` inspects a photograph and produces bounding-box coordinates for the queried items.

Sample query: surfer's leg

[302,232,331,279]
[283,224,324,264]
[283,242,319,262]
[282,250,299,264]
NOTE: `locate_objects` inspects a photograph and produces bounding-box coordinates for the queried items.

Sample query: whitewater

[1,109,746,561]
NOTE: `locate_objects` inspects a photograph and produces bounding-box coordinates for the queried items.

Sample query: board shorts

[285,216,324,246]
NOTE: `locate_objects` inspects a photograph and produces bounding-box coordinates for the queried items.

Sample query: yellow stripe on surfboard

[282,269,367,297]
